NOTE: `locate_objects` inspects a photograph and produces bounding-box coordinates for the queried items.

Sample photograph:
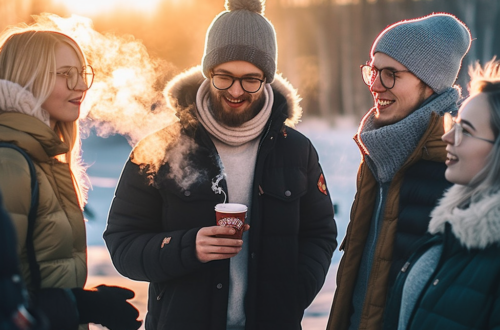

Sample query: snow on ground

[82,117,360,329]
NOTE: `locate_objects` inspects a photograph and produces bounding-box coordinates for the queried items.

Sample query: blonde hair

[0,28,90,208]
[446,57,500,209]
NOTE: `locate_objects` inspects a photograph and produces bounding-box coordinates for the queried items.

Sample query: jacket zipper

[406,226,452,329]
[258,119,273,152]
[385,234,442,329]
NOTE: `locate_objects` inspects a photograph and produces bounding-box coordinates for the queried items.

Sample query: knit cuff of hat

[203,44,276,83]
[357,87,459,183]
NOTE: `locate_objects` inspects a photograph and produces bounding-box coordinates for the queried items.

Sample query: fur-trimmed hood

[162,66,302,128]
[0,79,51,126]
[429,185,500,249]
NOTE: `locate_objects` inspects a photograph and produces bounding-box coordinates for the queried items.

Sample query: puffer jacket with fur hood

[384,185,500,330]
[104,67,338,330]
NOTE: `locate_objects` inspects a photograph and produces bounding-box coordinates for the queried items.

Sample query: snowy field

[82,118,360,329]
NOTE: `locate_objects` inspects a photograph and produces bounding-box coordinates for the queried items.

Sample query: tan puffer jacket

[0,112,87,291]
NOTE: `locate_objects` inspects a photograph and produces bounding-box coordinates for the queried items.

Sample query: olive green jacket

[0,112,87,291]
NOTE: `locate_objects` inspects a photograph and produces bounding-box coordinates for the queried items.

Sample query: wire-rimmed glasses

[450,119,495,147]
[55,65,94,91]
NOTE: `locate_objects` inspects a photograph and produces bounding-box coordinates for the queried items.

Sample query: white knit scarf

[0,79,51,126]
[195,79,273,147]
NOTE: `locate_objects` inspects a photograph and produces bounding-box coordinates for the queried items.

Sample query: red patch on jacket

[317,174,327,195]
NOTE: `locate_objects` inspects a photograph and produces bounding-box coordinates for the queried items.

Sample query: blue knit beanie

[202,0,277,83]
[372,13,471,94]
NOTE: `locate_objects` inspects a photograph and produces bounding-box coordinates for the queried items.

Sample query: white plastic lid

[215,203,248,213]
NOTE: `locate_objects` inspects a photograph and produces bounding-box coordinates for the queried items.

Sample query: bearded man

[104,0,337,329]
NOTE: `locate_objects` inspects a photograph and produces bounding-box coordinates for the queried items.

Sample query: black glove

[71,285,141,330]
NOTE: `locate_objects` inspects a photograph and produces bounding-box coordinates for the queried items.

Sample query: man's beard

[209,89,266,127]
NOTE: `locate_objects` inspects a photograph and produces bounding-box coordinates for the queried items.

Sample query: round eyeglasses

[450,120,496,147]
[360,65,410,90]
[211,73,265,94]
[54,65,94,91]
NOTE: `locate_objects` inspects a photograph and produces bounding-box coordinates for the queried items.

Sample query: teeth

[377,99,393,106]
[226,97,243,103]
[447,154,458,161]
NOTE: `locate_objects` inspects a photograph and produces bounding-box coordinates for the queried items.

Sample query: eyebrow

[213,69,263,79]
[459,119,476,131]
[372,64,404,72]
[55,65,75,71]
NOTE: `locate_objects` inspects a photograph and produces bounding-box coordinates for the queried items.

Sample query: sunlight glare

[112,68,136,88]
[53,0,162,16]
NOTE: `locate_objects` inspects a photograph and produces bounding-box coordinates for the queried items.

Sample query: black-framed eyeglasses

[54,65,94,91]
[450,119,495,147]
[211,73,265,93]
[360,64,411,90]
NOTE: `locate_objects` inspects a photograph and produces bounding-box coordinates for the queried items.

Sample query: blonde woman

[0,29,140,330]
[384,59,500,329]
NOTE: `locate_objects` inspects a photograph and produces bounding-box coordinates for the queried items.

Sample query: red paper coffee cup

[215,203,248,239]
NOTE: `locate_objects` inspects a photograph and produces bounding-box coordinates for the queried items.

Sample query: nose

[227,79,245,98]
[369,72,386,93]
[442,126,455,145]
[74,74,89,91]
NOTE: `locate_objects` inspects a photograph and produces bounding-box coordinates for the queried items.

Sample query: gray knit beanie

[202,0,277,83]
[372,13,471,94]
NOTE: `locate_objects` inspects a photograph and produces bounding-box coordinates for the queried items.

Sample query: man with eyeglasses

[104,0,337,329]
[327,13,471,330]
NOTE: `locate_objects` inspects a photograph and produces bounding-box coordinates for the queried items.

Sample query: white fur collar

[163,66,302,127]
[429,185,500,249]
[0,79,51,126]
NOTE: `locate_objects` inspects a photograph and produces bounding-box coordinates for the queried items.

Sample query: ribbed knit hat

[372,13,471,94]
[202,0,277,83]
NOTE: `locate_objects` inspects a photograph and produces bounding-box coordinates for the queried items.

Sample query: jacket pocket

[259,167,307,234]
[158,178,221,230]
[260,166,307,201]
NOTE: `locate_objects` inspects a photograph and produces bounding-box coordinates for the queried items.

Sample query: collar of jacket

[162,66,303,134]
[429,186,500,249]
[0,112,68,162]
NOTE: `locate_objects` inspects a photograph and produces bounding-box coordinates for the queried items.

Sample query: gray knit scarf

[356,87,460,183]
[196,79,273,147]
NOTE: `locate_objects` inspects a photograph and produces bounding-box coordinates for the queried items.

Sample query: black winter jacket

[104,68,337,330]
[384,186,500,330]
